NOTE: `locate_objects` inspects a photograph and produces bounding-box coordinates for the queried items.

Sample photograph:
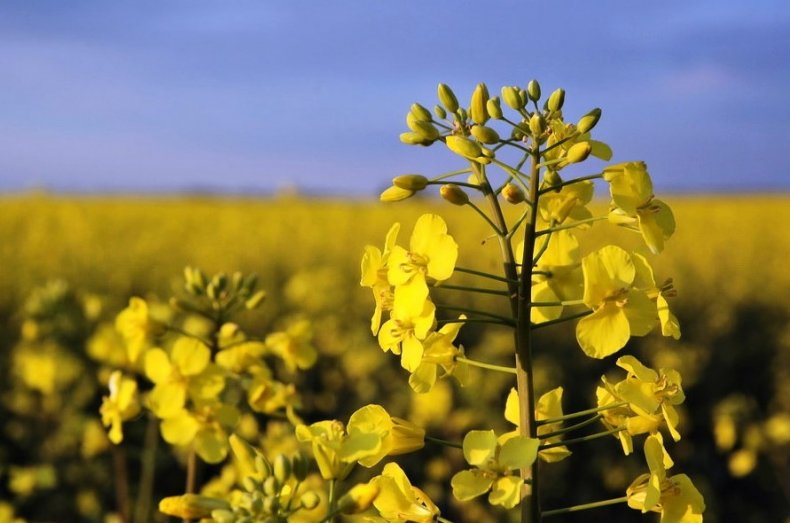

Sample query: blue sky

[1,1,788,195]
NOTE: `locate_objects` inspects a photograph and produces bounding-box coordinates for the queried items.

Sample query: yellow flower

[503,387,571,462]
[450,430,539,509]
[378,286,436,372]
[247,367,300,416]
[361,223,400,335]
[603,162,676,254]
[340,404,425,467]
[627,435,705,522]
[538,180,594,226]
[99,371,140,444]
[408,317,467,393]
[371,462,441,522]
[266,318,317,373]
[295,420,352,480]
[115,297,159,364]
[160,402,239,464]
[159,493,231,519]
[576,245,658,358]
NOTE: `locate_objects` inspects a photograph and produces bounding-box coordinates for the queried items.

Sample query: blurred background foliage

[0,193,788,522]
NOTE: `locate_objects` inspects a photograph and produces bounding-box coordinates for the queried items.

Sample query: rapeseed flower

[378,286,436,372]
[503,387,571,462]
[370,462,441,522]
[361,223,400,335]
[340,404,425,467]
[99,370,140,444]
[408,317,467,393]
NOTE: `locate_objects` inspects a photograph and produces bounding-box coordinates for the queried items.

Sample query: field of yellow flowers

[0,192,788,522]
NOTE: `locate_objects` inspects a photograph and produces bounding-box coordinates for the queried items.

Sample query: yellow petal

[172,337,211,376]
[148,382,186,418]
[576,303,630,358]
[195,428,228,464]
[161,410,199,446]
[582,246,635,307]
[144,348,172,384]
[451,470,493,501]
[504,388,520,427]
[489,475,523,509]
[462,430,497,466]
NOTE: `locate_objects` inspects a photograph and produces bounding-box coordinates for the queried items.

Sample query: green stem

[537,173,604,195]
[432,167,473,181]
[327,478,337,523]
[466,200,504,235]
[531,229,553,266]
[437,318,514,327]
[133,416,159,523]
[538,401,628,426]
[530,299,585,307]
[427,180,484,191]
[540,427,625,450]
[531,310,592,330]
[437,518,456,523]
[506,207,532,241]
[435,283,510,296]
[538,414,601,439]
[535,216,607,236]
[539,132,580,156]
[425,435,463,449]
[435,304,515,323]
[112,446,131,523]
[454,266,516,283]
[455,356,517,375]
[542,496,629,517]
[183,448,197,523]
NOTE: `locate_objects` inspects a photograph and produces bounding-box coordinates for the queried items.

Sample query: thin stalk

[532,310,592,330]
[134,416,159,523]
[327,479,338,523]
[437,318,514,327]
[530,299,585,307]
[456,356,518,375]
[542,496,628,517]
[538,401,628,426]
[438,518,456,523]
[537,173,604,195]
[540,133,580,156]
[183,449,197,523]
[535,216,607,236]
[165,325,212,347]
[435,284,510,296]
[466,200,504,235]
[435,304,515,323]
[425,435,463,449]
[432,167,473,181]
[112,446,131,523]
[538,414,602,439]
[506,207,532,241]
[426,180,484,191]
[540,427,625,450]
[454,266,516,283]
[531,230,553,266]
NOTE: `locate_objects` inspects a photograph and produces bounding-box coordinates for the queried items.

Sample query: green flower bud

[245,290,266,310]
[445,135,483,160]
[502,183,525,204]
[566,141,592,164]
[486,97,503,119]
[292,453,309,482]
[300,491,320,510]
[206,282,218,301]
[501,86,523,110]
[527,79,541,101]
[242,476,261,493]
[547,88,565,112]
[273,454,291,484]
[255,455,272,478]
[380,185,415,202]
[392,174,428,191]
[262,476,279,496]
[469,83,489,125]
[399,131,430,146]
[543,170,563,190]
[529,113,546,137]
[262,496,277,514]
[440,184,469,205]
[413,120,440,142]
[433,104,447,119]
[470,125,500,144]
[456,107,468,121]
[231,271,244,292]
[242,273,258,293]
[577,108,602,134]
[410,103,432,122]
[212,273,228,293]
[438,83,459,113]
[210,509,235,523]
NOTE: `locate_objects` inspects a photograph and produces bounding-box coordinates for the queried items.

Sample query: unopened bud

[413,120,440,141]
[566,142,592,164]
[380,185,415,202]
[440,184,469,205]
[486,97,503,119]
[212,273,228,292]
[338,483,381,514]
[410,103,432,122]
[547,88,565,112]
[399,131,430,146]
[437,83,459,113]
[501,86,523,110]
[159,494,231,519]
[262,475,279,496]
[393,174,428,191]
[300,491,321,510]
[469,83,489,125]
[273,454,291,484]
[577,108,602,134]
[242,476,261,493]
[245,290,266,310]
[433,104,447,119]
[242,273,258,293]
[470,125,500,144]
[445,135,483,160]
[502,183,525,204]
[456,107,468,121]
[543,170,563,190]
[211,509,235,523]
[527,79,541,101]
[529,114,546,137]
[231,271,244,291]
[292,453,309,482]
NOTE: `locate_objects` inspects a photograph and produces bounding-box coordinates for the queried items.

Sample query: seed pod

[392,174,428,191]
[577,108,602,134]
[529,113,546,137]
[566,141,592,164]
[470,125,500,144]
[486,97,503,119]
[501,86,523,110]
[469,83,489,124]
[527,79,541,101]
[502,183,525,204]
[437,83,459,113]
[433,104,447,119]
[547,88,565,112]
[440,184,469,205]
[445,135,483,160]
[410,103,432,122]
[380,185,415,202]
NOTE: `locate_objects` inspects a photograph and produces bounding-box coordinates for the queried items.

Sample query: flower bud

[529,113,546,137]
[469,83,489,125]
[439,184,469,205]
[245,290,266,310]
[242,272,258,293]
[399,132,429,146]
[273,454,291,484]
[527,79,541,101]
[438,83,459,113]
[231,271,244,291]
[433,104,447,119]
[501,86,523,110]
[502,183,525,204]
[392,174,428,191]
[577,108,602,134]
[410,103,432,122]
[159,495,230,519]
[380,185,415,202]
[445,135,483,160]
[262,475,279,496]
[211,509,235,523]
[300,491,321,510]
[242,476,261,493]
[547,88,565,112]
[338,483,381,514]
[292,453,309,482]
[486,97,503,119]
[543,170,563,190]
[406,113,440,141]
[566,141,592,164]
[470,125,500,144]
